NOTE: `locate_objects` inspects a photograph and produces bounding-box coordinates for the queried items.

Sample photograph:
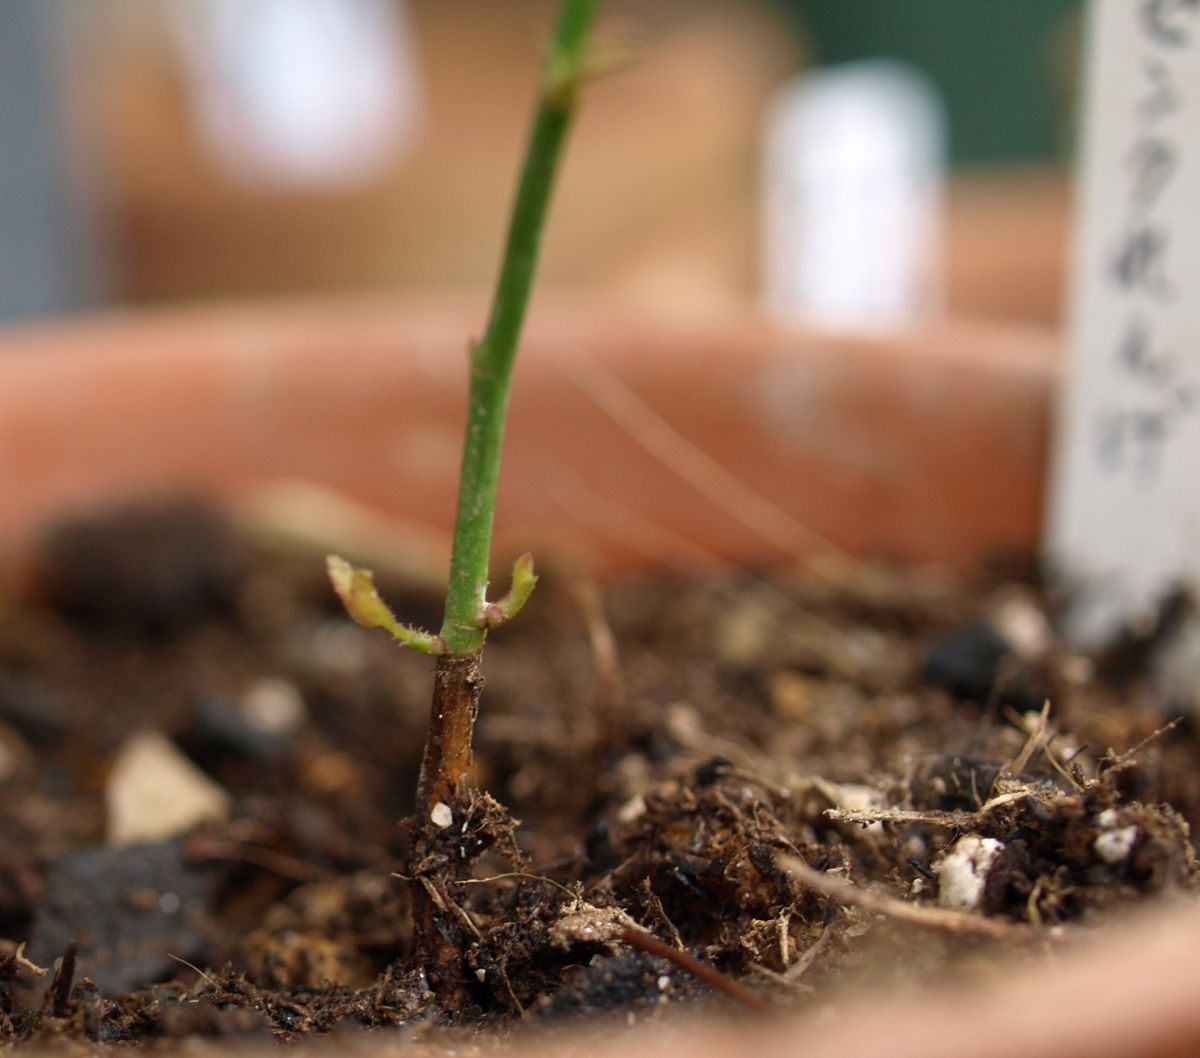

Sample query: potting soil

[0,500,1195,1048]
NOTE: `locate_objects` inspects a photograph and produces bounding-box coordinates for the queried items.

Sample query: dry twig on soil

[825,788,1032,830]
[778,855,1052,942]
[618,927,773,1013]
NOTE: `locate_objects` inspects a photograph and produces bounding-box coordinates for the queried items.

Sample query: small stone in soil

[534,952,686,1021]
[0,670,72,746]
[28,839,215,996]
[105,731,232,845]
[922,620,1039,708]
[35,498,247,639]
[188,678,305,762]
[694,756,734,786]
[911,755,1003,811]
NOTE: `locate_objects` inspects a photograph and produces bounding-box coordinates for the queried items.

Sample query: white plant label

[170,0,423,188]
[1048,0,1200,645]
[762,60,944,330]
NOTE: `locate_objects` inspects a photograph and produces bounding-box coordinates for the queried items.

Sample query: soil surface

[1,499,1197,1051]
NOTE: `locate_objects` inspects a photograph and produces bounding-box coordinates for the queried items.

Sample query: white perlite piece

[241,676,306,736]
[430,802,453,829]
[1094,808,1139,864]
[106,730,232,845]
[615,793,646,825]
[988,591,1053,660]
[934,835,1002,912]
[1047,0,1200,646]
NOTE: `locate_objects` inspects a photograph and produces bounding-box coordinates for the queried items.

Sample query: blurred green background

[776,0,1083,164]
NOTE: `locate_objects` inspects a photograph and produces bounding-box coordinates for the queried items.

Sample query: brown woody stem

[416,652,485,814]
[410,652,485,1007]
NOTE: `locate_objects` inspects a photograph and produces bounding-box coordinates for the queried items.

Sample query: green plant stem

[439,0,596,657]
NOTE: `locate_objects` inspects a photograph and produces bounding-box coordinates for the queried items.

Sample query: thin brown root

[560,347,864,581]
[550,468,726,571]
[1008,699,1052,776]
[456,871,578,899]
[167,953,218,990]
[778,855,1050,943]
[572,578,625,717]
[1101,717,1184,774]
[1042,737,1085,792]
[785,926,832,981]
[186,838,333,883]
[619,927,773,1013]
[497,965,526,1019]
[421,876,483,942]
[13,942,48,978]
[636,878,686,951]
[746,962,814,997]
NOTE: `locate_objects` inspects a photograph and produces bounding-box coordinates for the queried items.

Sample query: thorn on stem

[544,31,634,109]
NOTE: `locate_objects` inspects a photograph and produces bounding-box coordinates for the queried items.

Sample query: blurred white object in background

[1,0,105,324]
[169,0,423,188]
[761,60,945,330]
[1048,0,1200,648]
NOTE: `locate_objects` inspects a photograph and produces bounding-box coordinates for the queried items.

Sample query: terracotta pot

[7,295,1194,1058]
[0,294,1054,574]
[517,902,1200,1058]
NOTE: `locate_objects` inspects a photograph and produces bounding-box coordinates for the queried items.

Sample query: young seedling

[327,0,597,1003]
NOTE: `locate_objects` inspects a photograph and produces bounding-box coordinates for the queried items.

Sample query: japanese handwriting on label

[1094,0,1199,486]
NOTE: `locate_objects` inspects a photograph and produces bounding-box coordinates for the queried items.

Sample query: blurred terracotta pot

[8,295,1192,1058]
[514,902,1200,1058]
[0,293,1054,575]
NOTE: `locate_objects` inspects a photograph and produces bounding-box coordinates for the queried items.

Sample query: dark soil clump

[0,499,1197,1050]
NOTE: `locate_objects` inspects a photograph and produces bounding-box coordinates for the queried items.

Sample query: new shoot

[326,0,598,1003]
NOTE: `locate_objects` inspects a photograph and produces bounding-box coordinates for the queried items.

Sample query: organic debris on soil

[1,499,1198,1050]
